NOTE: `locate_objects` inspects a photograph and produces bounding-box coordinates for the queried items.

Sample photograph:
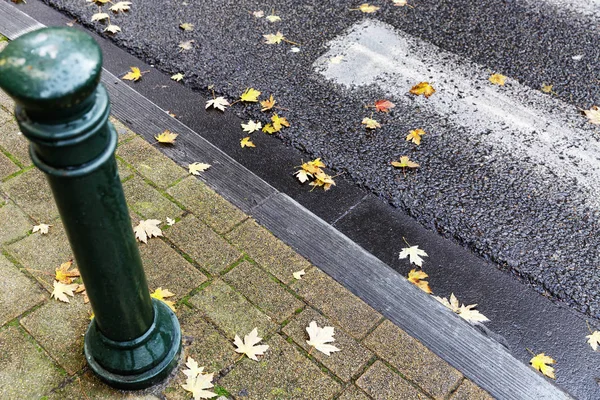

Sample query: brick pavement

[0,38,492,400]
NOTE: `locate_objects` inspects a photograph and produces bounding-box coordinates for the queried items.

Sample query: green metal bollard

[0,27,181,389]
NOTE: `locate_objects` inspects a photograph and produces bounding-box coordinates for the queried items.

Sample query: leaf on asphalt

[181,357,217,399]
[294,169,312,183]
[293,269,306,280]
[171,73,184,82]
[242,120,262,133]
[306,321,340,356]
[310,170,336,191]
[122,67,143,81]
[104,25,121,34]
[375,99,395,112]
[541,84,553,93]
[584,106,600,125]
[406,129,425,145]
[352,3,380,13]
[434,293,490,323]
[295,158,335,190]
[205,96,230,111]
[391,156,419,169]
[262,124,277,134]
[179,40,195,51]
[55,260,80,284]
[109,1,131,12]
[362,117,381,129]
[586,330,600,351]
[263,32,285,44]
[530,353,556,379]
[180,22,194,31]
[252,10,264,18]
[91,12,109,22]
[266,15,281,22]
[134,219,163,243]
[240,137,256,148]
[272,113,290,130]
[155,130,178,144]
[260,95,276,111]
[409,82,435,98]
[399,245,428,267]
[32,223,51,234]
[51,281,79,303]
[188,162,211,175]
[489,73,506,86]
[150,287,176,312]
[234,328,269,361]
[393,0,408,6]
[240,88,261,102]
[407,269,432,294]
[290,46,301,53]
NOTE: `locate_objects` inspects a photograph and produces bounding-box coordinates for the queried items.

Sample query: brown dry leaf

[134,219,163,243]
[407,269,432,294]
[55,260,80,284]
[375,99,395,112]
[51,281,79,303]
[150,287,176,312]
[362,117,381,129]
[391,156,419,169]
[260,95,276,111]
[406,129,425,145]
[584,106,600,125]
[122,67,143,81]
[155,130,178,144]
[489,73,507,86]
[410,82,435,98]
[530,353,556,379]
[240,137,256,148]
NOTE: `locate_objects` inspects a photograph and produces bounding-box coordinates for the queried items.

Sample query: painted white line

[315,20,600,206]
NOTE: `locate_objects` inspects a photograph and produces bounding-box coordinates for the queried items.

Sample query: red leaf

[375,99,395,112]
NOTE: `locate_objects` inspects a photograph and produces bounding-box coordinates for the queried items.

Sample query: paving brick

[226,219,311,284]
[123,176,184,220]
[363,320,462,399]
[0,104,11,125]
[47,370,160,399]
[291,268,381,340]
[187,279,276,339]
[0,254,46,326]
[116,136,186,189]
[117,157,134,181]
[223,260,303,323]
[0,325,64,398]
[356,361,424,400]
[139,237,207,299]
[0,150,18,179]
[7,221,72,289]
[165,214,241,275]
[1,168,58,221]
[337,385,371,400]
[0,120,30,167]
[167,176,246,234]
[451,379,493,400]
[20,296,90,375]
[282,308,373,382]
[0,201,32,244]
[220,333,341,400]
[110,116,136,144]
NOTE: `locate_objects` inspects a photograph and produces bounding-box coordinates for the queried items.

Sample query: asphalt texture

[4,0,600,397]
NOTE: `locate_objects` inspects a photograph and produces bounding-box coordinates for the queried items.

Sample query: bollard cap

[0,27,102,113]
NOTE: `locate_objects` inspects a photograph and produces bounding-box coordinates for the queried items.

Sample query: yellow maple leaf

[240,88,261,102]
[55,260,80,284]
[179,22,194,31]
[263,32,285,44]
[262,123,279,134]
[489,73,507,86]
[541,84,553,93]
[354,3,380,13]
[240,137,256,148]
[150,287,176,312]
[362,117,381,129]
[155,130,178,144]
[171,73,184,82]
[302,158,325,174]
[406,129,425,145]
[310,171,336,191]
[272,114,290,130]
[410,82,435,98]
[391,156,419,169]
[260,95,276,111]
[584,106,600,125]
[122,67,143,82]
[407,269,432,294]
[530,353,556,379]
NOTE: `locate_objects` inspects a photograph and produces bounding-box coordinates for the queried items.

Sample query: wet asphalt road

[7,0,600,396]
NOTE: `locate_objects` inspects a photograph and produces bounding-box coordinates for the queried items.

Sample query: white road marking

[315,20,600,206]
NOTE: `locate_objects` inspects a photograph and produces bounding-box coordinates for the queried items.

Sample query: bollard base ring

[84,299,182,390]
